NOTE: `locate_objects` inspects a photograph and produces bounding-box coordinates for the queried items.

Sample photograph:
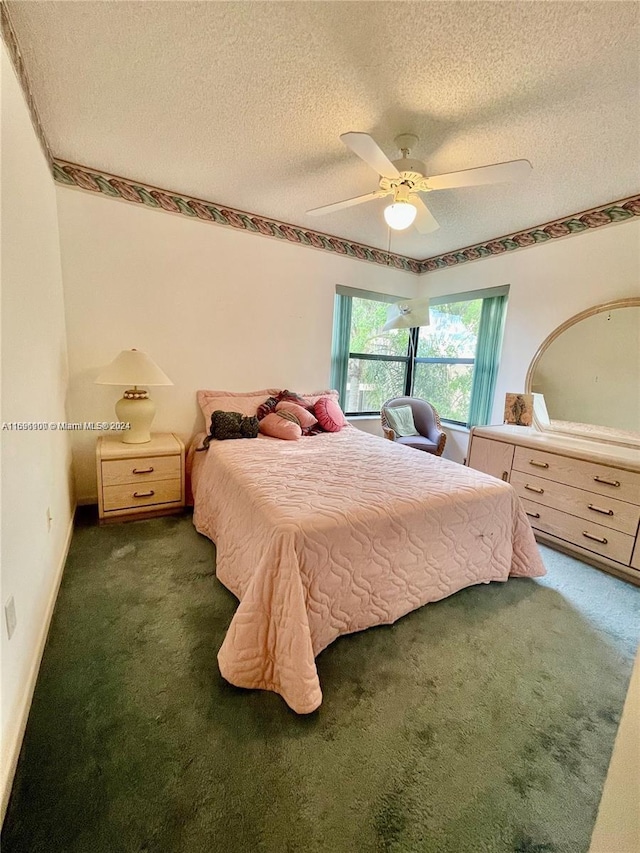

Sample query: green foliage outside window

[349,299,409,356]
[414,300,481,422]
[346,296,482,423]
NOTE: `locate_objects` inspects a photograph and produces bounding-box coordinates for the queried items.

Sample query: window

[413,299,481,425]
[345,297,413,414]
[331,286,508,426]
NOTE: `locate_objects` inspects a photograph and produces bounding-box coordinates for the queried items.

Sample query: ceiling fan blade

[306,191,383,216]
[425,159,532,191]
[413,196,440,234]
[340,132,401,180]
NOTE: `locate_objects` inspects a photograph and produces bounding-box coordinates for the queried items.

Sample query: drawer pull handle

[593,476,620,488]
[133,490,155,498]
[525,484,544,494]
[587,503,614,517]
[529,460,549,469]
[582,531,608,545]
[526,511,541,519]
[133,466,154,474]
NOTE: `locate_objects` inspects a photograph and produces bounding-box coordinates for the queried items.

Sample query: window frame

[336,285,509,426]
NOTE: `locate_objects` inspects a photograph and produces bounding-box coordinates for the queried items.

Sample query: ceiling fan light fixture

[383,200,417,231]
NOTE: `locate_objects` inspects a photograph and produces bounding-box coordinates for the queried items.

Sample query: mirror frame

[525,296,640,446]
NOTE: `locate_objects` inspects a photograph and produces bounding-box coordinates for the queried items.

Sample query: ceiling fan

[307,132,532,233]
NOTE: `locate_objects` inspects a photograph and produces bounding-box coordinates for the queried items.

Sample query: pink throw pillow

[259,412,302,441]
[314,396,347,432]
[275,401,318,430]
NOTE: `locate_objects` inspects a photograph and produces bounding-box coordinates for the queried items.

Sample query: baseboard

[0,511,75,824]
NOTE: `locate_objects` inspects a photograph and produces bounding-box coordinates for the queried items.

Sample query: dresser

[96,432,185,523]
[467,425,640,584]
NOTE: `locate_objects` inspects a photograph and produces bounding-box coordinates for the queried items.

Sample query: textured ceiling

[7,0,640,257]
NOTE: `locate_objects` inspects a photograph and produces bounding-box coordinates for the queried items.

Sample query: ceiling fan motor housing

[379,165,429,197]
[392,157,426,176]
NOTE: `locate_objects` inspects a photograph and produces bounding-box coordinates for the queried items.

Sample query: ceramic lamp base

[115,393,156,443]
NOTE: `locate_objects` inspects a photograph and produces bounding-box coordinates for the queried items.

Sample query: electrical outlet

[5,596,17,640]
[46,507,53,532]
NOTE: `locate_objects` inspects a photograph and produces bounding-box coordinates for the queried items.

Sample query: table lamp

[95,349,173,443]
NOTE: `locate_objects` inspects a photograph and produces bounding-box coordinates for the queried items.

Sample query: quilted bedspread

[190,427,545,713]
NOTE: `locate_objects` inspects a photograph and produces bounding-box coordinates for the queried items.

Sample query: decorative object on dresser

[503,392,533,426]
[467,425,640,584]
[96,433,185,523]
[95,349,173,443]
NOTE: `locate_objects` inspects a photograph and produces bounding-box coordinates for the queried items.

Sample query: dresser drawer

[511,471,640,535]
[102,479,183,512]
[513,446,640,504]
[101,454,181,487]
[522,498,635,565]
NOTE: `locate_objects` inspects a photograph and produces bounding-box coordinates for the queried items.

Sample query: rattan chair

[380,396,447,456]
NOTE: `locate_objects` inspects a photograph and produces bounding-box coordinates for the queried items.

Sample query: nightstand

[96,432,185,523]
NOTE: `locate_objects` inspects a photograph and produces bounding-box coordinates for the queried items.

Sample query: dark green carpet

[3,513,638,853]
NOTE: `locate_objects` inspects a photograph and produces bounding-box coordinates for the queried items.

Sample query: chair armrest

[427,425,446,443]
[382,426,397,441]
[431,428,447,456]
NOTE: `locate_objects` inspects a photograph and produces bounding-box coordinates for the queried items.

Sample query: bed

[190,419,546,714]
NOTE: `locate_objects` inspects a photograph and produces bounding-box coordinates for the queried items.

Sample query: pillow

[279,389,312,409]
[256,396,279,420]
[259,412,302,441]
[200,411,259,448]
[275,401,318,430]
[314,396,347,432]
[383,405,419,437]
[300,389,340,408]
[197,388,281,423]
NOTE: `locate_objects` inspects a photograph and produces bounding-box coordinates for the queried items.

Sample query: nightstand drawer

[101,454,181,487]
[102,478,183,512]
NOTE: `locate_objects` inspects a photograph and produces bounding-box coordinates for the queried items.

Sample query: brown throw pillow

[198,410,259,451]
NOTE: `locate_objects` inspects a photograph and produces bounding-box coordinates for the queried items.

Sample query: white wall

[420,221,640,462]
[55,187,419,501]
[0,42,74,815]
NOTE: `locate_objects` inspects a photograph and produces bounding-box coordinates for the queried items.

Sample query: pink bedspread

[190,427,545,713]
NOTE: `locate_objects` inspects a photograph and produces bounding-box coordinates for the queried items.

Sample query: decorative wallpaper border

[54,159,639,276]
[52,160,423,274]
[0,1,52,167]
[418,195,640,272]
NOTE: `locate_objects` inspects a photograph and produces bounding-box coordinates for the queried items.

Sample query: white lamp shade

[383,201,417,231]
[95,349,173,386]
[382,297,431,331]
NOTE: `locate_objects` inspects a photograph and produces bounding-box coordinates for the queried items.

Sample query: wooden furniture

[525,297,640,446]
[96,432,185,523]
[381,396,447,456]
[467,425,640,584]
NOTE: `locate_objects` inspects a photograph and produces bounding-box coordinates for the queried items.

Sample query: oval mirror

[525,297,640,446]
